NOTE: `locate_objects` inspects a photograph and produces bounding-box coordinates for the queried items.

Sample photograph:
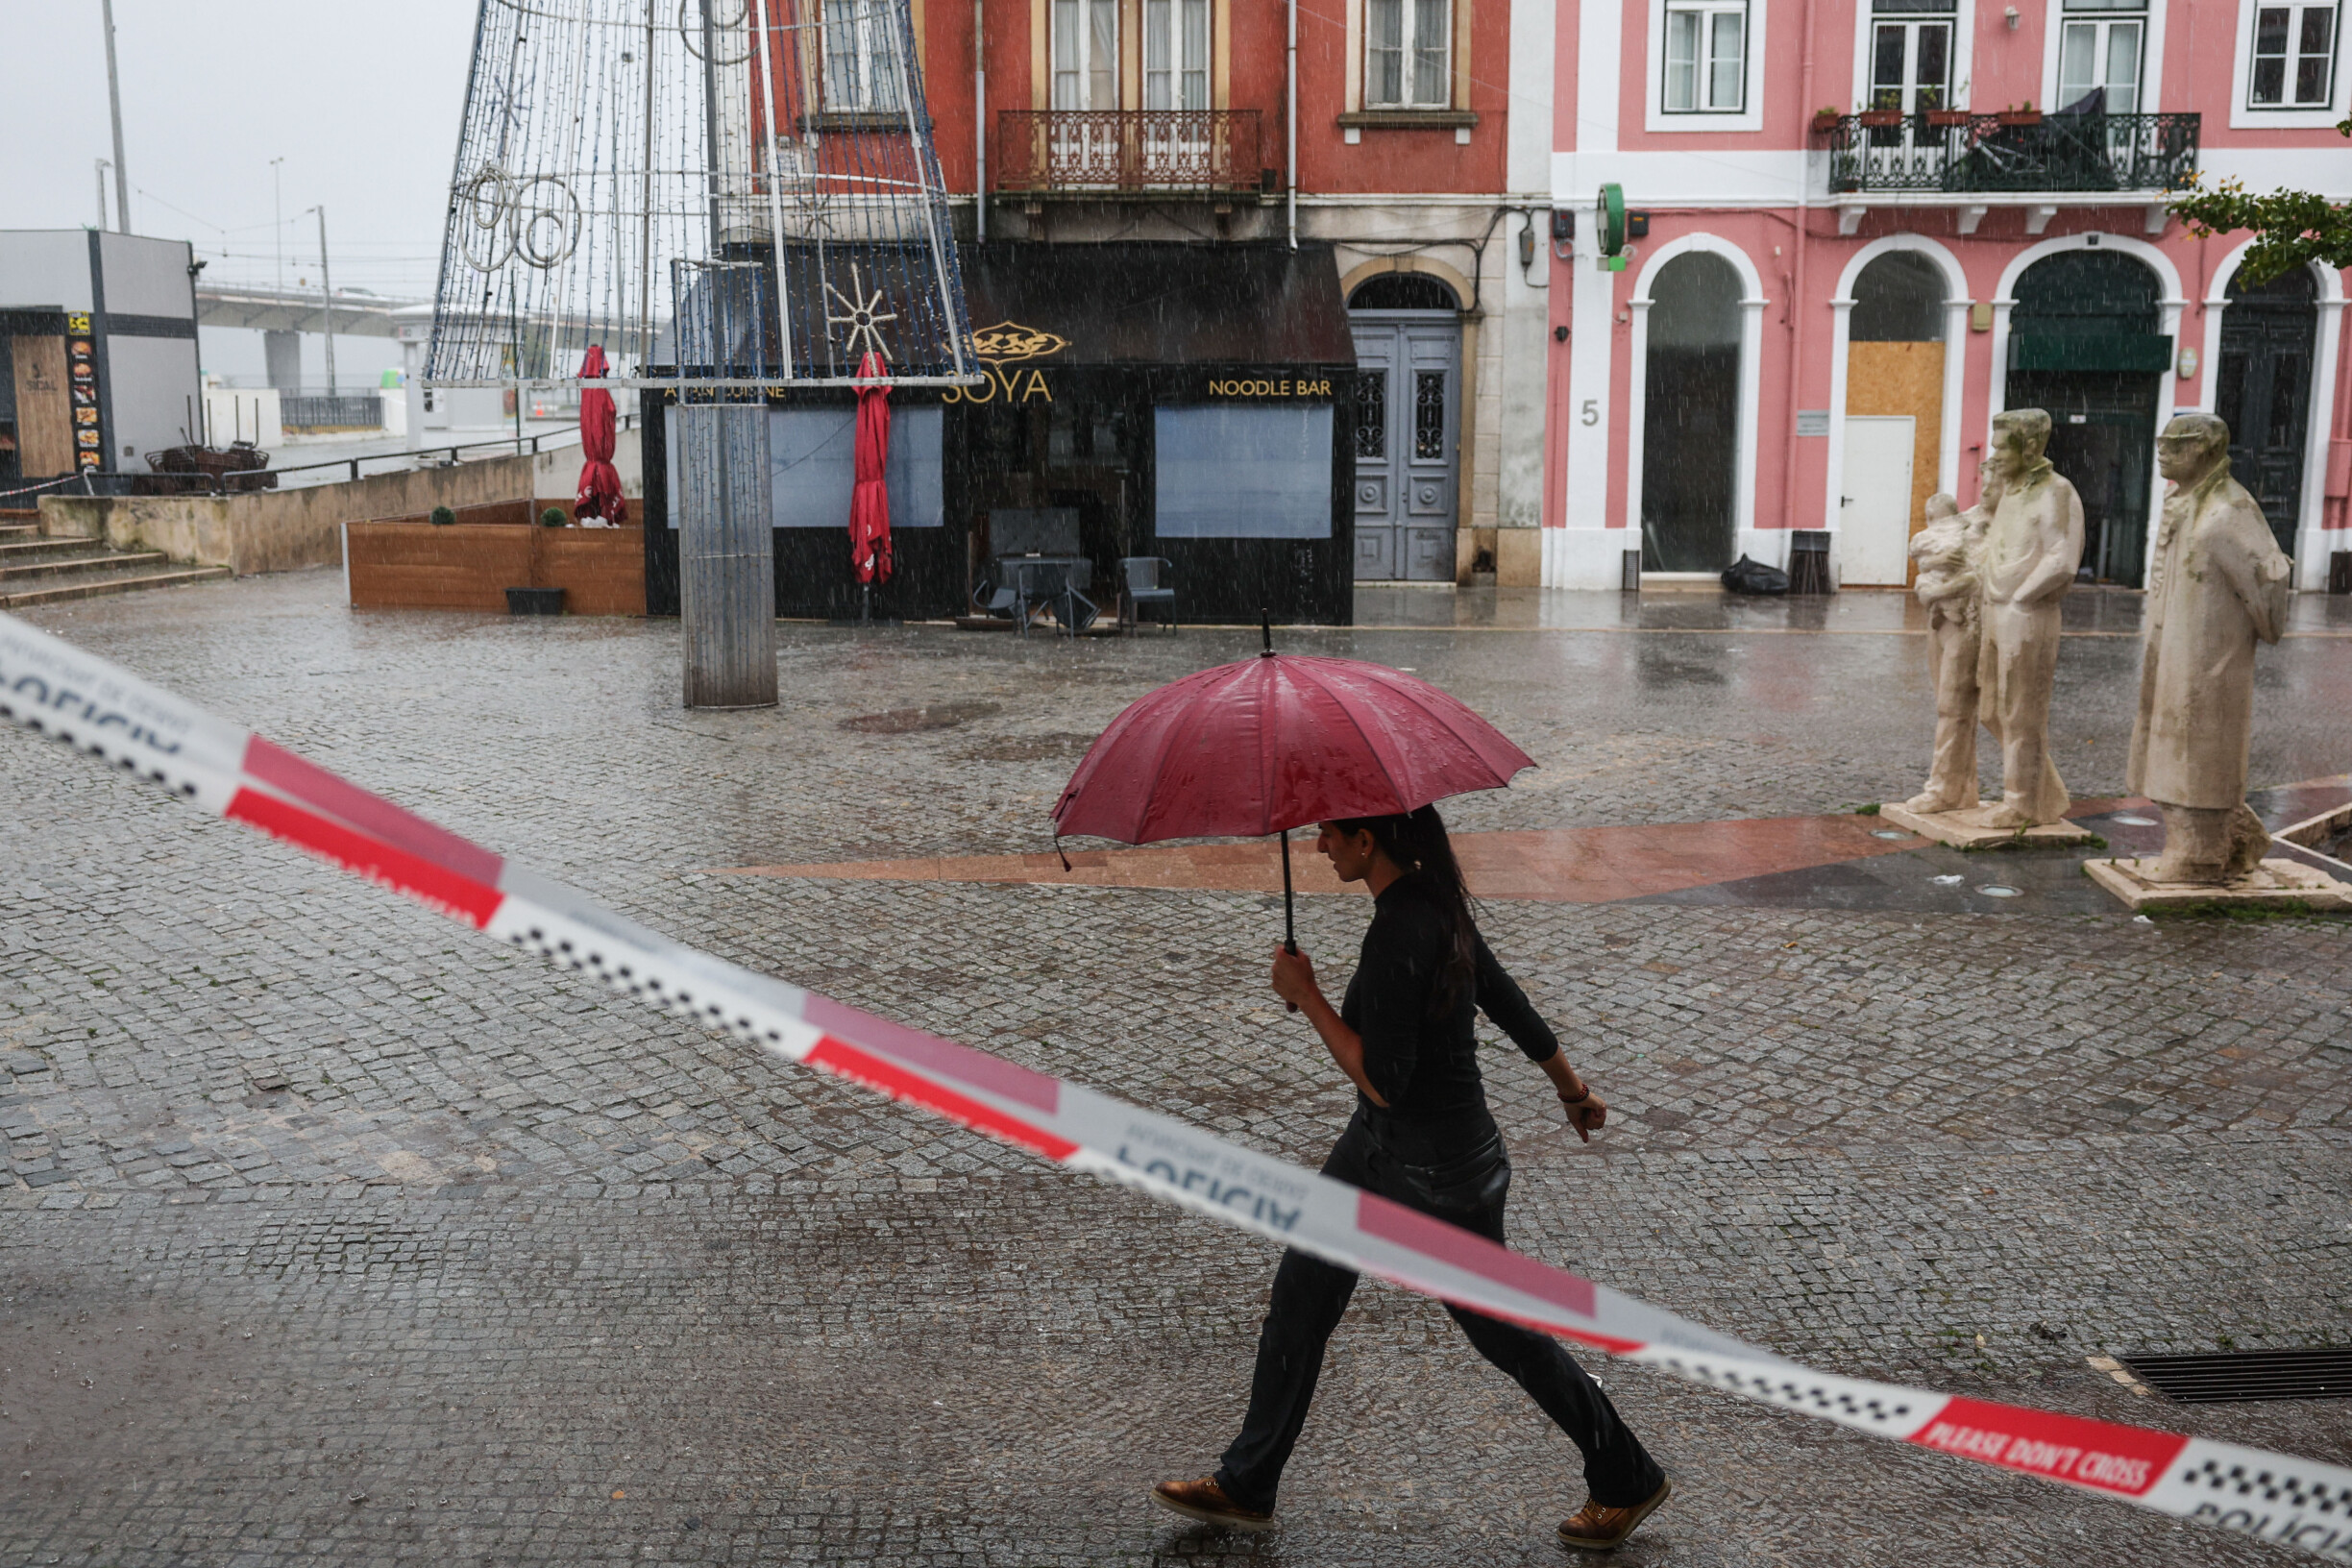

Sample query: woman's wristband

[1558,1086,1592,1106]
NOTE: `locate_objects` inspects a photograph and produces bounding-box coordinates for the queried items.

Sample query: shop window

[2250,0,2340,105]
[1366,0,1451,108]
[767,405,943,527]
[1154,405,1333,537]
[1663,0,1749,112]
[1054,0,1120,109]
[1868,0,1954,112]
[823,0,905,110]
[1144,0,1211,110]
[2058,0,2147,112]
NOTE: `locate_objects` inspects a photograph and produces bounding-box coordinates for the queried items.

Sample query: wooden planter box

[347,521,644,614]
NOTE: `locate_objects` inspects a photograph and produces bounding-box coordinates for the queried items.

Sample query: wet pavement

[2,568,2349,1567]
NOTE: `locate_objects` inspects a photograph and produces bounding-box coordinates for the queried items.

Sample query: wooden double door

[2216,268,2318,559]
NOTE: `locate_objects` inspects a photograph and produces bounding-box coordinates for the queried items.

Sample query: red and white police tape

[1,609,2346,1561]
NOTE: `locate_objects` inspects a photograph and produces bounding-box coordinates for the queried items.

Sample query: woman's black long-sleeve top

[1337,873,1559,1132]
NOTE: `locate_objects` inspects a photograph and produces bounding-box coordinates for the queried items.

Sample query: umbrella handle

[1280,830,1298,1012]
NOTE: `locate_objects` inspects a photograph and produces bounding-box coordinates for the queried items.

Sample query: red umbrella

[849,350,892,586]
[573,345,627,525]
[1052,622,1533,947]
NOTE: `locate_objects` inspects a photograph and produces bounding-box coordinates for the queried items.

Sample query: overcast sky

[4,0,480,380]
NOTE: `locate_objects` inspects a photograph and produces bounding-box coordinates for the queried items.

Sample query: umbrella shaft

[1280,831,1295,953]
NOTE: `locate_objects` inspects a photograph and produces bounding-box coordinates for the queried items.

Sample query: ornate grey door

[1350,314,1458,581]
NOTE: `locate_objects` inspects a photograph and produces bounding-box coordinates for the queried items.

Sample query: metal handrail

[3,414,640,502]
[1819,110,2199,195]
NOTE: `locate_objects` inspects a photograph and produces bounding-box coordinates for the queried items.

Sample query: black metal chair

[1117,556,1178,632]
[1009,557,1096,639]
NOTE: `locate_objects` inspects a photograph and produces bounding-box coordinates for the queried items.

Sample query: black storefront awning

[958,240,1356,366]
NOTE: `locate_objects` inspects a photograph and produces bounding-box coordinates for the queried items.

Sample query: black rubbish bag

[1721,554,1790,596]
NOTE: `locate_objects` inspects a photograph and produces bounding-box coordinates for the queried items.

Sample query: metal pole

[974,0,987,243]
[101,0,130,233]
[749,0,793,373]
[94,160,111,231]
[315,207,336,397]
[639,2,657,371]
[1286,0,1297,250]
[271,158,284,295]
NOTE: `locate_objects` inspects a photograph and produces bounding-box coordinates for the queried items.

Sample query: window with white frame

[822,0,904,111]
[2057,0,2147,111]
[1366,0,1452,109]
[1053,0,1120,109]
[1869,0,1955,111]
[1144,0,1211,110]
[2249,0,2340,104]
[1663,0,1750,113]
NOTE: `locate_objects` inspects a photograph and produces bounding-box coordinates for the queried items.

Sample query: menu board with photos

[66,313,101,471]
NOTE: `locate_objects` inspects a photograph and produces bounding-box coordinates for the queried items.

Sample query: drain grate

[2117,1349,2352,1404]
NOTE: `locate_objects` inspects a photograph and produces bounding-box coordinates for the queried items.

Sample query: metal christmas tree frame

[426,0,975,389]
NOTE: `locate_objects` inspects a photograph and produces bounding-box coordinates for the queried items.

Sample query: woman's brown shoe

[1151,1477,1276,1532]
[1556,1477,1671,1551]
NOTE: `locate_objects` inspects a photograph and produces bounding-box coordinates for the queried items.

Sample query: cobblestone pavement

[2,569,2348,1567]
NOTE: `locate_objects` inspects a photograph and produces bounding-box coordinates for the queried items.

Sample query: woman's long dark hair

[1334,804,1476,1009]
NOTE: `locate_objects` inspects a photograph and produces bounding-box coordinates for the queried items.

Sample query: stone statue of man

[1972,408,2082,828]
[2127,412,2294,883]
[1902,469,1998,814]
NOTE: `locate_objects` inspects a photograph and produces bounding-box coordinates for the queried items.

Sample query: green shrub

[429,505,456,527]
[540,506,569,527]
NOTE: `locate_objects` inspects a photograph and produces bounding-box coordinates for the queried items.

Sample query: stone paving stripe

[9,607,2352,1564]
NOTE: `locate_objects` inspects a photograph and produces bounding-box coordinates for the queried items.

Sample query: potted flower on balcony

[1858,105,1904,128]
[1811,106,1845,133]
[1924,106,1972,127]
[1996,101,2043,126]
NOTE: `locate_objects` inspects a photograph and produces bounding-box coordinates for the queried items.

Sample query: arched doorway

[2216,266,2318,559]
[1842,250,1948,585]
[2006,250,2167,586]
[1348,273,1459,581]
[1640,252,1743,572]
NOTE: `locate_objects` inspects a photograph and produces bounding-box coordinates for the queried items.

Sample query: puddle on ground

[838,700,1002,734]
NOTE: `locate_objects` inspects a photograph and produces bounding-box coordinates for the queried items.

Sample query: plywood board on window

[1846,339,1943,583]
[11,337,72,478]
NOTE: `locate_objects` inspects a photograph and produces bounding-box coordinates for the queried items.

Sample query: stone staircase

[0,510,232,609]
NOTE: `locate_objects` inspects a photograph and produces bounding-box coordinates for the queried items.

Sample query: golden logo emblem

[969,321,1070,364]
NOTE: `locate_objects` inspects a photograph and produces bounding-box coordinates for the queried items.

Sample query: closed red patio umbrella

[573,345,627,525]
[849,350,892,590]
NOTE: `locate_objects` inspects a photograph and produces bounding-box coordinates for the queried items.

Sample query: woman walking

[1152,806,1671,1552]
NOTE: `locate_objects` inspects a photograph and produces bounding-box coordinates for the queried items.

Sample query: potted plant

[429,504,456,526]
[1858,100,1903,128]
[539,506,570,527]
[1996,101,2042,126]
[1811,105,1845,133]
[1925,106,1972,127]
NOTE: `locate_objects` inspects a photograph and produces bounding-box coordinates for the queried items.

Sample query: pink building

[1542,0,2352,592]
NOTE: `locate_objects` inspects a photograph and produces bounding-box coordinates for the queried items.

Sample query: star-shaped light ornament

[824,263,897,364]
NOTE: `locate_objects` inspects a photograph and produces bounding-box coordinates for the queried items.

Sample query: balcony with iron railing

[1817,110,2199,197]
[994,109,1271,203]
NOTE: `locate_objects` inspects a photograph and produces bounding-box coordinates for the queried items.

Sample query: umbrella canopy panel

[1053,653,1533,845]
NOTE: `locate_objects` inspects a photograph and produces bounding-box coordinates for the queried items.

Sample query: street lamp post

[271,158,285,295]
[100,0,131,232]
[312,207,336,398]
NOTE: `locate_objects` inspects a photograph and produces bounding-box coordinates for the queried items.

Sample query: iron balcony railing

[995,109,1268,197]
[1821,110,2198,195]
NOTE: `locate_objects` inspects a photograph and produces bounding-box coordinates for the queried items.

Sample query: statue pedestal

[2084,857,2352,914]
[1877,802,2097,849]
